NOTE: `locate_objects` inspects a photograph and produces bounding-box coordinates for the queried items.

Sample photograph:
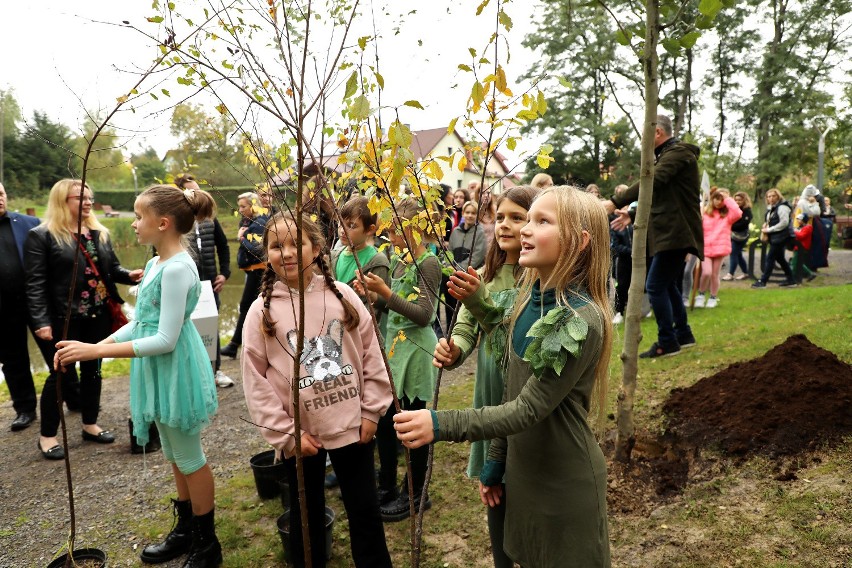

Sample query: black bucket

[46,547,107,567]
[129,418,161,454]
[276,507,335,564]
[250,449,285,499]
[278,479,290,509]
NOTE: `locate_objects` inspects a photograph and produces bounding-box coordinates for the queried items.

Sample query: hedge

[94,187,255,213]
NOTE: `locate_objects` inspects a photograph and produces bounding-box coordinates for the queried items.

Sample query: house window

[448,147,453,156]
[457,180,462,188]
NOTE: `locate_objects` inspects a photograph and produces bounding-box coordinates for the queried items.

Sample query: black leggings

[232,268,264,345]
[40,314,111,436]
[284,441,391,568]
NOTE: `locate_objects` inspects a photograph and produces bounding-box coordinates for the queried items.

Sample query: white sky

[0,1,545,171]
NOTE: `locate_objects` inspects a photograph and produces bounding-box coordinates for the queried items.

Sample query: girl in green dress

[395,186,613,568]
[55,185,222,568]
[432,186,538,568]
[355,197,441,522]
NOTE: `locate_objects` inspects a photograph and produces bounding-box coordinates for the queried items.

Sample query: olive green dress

[436,282,611,568]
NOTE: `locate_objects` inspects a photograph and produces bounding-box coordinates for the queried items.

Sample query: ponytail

[316,254,360,331]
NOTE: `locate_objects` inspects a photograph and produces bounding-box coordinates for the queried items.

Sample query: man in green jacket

[604,114,703,358]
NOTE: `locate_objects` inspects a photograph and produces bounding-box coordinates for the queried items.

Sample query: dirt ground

[1,249,850,568]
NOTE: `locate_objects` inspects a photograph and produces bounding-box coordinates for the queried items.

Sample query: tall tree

[5,111,76,195]
[746,0,852,195]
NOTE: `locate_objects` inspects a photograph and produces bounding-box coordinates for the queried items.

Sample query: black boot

[140,499,193,564]
[220,342,239,358]
[380,484,431,522]
[182,509,222,568]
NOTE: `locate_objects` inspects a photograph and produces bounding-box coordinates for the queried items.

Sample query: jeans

[728,239,748,276]
[645,249,691,348]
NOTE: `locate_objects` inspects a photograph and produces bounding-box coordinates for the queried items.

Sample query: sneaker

[643,310,653,319]
[778,280,798,288]
[694,293,706,308]
[214,371,234,388]
[381,491,431,522]
[721,273,734,281]
[751,281,767,289]
[735,274,748,281]
[705,296,718,309]
[612,313,624,325]
[639,342,681,359]
[676,331,697,349]
[220,342,239,358]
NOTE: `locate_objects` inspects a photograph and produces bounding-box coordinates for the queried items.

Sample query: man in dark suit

[0,183,42,431]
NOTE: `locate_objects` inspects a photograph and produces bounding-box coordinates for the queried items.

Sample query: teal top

[113,252,217,444]
[334,245,378,286]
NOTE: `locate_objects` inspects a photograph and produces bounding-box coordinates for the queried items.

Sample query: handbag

[732,229,749,242]
[76,239,129,332]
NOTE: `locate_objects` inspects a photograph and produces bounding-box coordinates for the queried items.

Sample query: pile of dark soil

[663,334,852,457]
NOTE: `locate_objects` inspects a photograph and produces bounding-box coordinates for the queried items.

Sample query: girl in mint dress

[56,185,223,568]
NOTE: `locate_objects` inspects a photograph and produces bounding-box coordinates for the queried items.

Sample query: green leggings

[156,421,207,475]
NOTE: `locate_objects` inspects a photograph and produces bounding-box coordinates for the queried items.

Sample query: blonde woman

[530,172,553,189]
[752,188,796,288]
[25,179,142,459]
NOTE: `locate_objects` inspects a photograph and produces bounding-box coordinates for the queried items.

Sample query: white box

[191,280,219,363]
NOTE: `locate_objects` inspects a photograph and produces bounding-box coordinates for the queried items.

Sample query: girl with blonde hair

[395,186,612,567]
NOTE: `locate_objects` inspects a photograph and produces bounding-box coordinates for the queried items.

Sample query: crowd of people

[0,112,844,567]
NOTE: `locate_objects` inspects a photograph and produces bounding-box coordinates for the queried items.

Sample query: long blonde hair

[42,179,110,246]
[511,186,613,430]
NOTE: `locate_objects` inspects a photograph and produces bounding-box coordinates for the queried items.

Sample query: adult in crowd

[752,188,797,288]
[175,174,234,388]
[221,192,268,358]
[0,183,40,431]
[604,114,703,358]
[467,179,481,203]
[585,183,601,198]
[25,179,143,459]
[722,191,753,281]
[530,172,553,189]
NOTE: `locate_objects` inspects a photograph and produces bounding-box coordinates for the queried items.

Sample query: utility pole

[816,122,832,191]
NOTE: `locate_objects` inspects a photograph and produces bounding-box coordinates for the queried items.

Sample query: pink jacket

[242,274,392,457]
[702,196,743,258]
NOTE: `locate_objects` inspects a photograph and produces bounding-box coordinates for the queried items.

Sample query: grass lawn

[3,273,849,566]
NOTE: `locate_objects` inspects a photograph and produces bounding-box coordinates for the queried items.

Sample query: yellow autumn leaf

[457,155,468,172]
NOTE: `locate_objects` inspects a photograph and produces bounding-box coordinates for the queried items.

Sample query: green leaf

[540,143,554,154]
[161,88,170,97]
[695,13,715,29]
[558,76,572,88]
[458,63,473,72]
[662,37,681,56]
[698,0,724,17]
[147,16,164,23]
[475,0,490,16]
[375,72,385,89]
[349,95,371,122]
[403,100,424,110]
[497,9,513,31]
[222,60,234,70]
[506,137,517,151]
[680,31,701,49]
[344,71,358,100]
[358,36,369,50]
[615,29,631,46]
[566,317,588,341]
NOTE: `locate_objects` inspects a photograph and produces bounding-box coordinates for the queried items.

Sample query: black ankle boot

[380,486,431,522]
[140,499,193,564]
[182,509,222,568]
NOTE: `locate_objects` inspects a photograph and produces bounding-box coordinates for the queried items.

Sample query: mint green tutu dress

[123,254,218,445]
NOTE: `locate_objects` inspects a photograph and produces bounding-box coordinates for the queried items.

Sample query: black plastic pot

[276,506,335,564]
[46,547,107,568]
[250,449,285,500]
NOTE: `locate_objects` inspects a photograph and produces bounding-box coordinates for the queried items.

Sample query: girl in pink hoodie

[242,212,393,568]
[697,189,742,308]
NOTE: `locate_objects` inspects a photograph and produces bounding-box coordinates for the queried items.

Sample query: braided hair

[259,211,360,336]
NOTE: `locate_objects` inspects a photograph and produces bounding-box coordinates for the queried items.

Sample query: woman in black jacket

[723,191,753,281]
[25,179,142,460]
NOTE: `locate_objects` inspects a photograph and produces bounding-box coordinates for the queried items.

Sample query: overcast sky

[0,1,546,170]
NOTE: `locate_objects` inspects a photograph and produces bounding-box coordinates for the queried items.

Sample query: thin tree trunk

[615,0,659,463]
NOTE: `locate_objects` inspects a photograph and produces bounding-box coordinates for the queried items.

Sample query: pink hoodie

[242,274,392,457]
[702,196,743,258]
